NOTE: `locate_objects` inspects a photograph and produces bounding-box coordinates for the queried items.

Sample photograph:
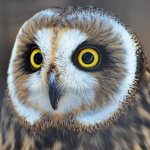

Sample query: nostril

[50,65,55,72]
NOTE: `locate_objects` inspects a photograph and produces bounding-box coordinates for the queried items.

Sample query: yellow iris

[78,48,99,68]
[30,49,43,69]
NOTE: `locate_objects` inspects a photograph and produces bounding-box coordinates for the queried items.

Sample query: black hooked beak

[48,65,59,110]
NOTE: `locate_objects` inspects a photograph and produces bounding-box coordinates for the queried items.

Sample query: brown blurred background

[0,0,150,106]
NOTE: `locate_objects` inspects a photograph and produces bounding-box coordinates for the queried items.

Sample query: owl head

[7,7,143,132]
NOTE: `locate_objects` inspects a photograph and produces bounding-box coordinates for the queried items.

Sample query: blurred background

[0,0,150,106]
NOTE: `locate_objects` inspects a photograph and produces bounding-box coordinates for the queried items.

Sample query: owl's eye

[73,43,103,71]
[78,48,99,68]
[30,49,43,69]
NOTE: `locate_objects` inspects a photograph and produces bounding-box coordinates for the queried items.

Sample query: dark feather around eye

[19,43,40,73]
[72,41,114,72]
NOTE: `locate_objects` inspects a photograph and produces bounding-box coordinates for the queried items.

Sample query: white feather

[56,29,98,113]
[74,11,137,125]
[8,38,41,125]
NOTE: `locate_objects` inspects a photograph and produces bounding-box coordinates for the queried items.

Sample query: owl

[0,7,150,150]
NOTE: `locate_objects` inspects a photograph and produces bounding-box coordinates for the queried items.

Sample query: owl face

[7,7,142,131]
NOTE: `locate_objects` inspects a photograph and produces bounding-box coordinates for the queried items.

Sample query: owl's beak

[48,65,59,110]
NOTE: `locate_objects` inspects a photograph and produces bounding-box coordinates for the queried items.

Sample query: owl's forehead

[16,8,124,58]
[18,8,119,45]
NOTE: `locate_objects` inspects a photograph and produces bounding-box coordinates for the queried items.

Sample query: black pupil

[34,53,43,65]
[82,52,94,64]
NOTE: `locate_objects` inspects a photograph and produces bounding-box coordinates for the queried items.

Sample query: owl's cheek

[57,89,96,114]
[26,72,47,94]
[57,93,83,113]
[58,69,98,90]
[27,92,52,113]
[24,72,54,112]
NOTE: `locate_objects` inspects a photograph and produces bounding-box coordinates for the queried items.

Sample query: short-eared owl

[1,7,150,150]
